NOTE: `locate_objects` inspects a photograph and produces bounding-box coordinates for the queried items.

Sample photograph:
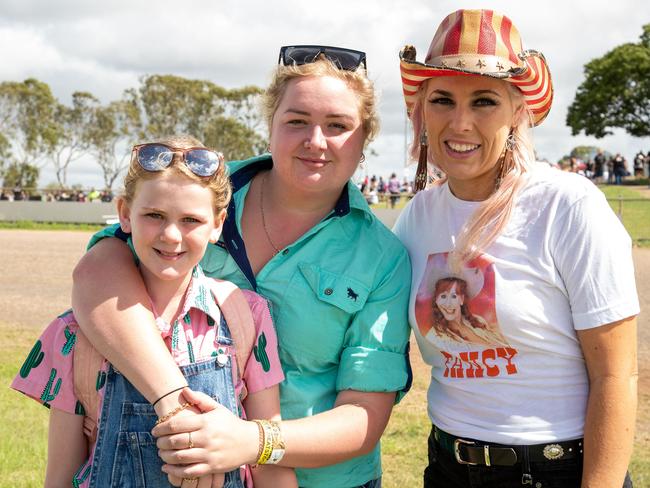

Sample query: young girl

[12,135,297,488]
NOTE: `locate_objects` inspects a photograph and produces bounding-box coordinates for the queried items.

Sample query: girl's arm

[45,409,87,488]
[154,388,396,475]
[578,316,637,488]
[71,238,188,416]
[245,386,298,488]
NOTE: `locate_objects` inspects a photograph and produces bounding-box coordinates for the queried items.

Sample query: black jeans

[423,426,633,488]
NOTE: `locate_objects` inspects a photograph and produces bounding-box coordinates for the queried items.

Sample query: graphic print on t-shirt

[415,252,518,378]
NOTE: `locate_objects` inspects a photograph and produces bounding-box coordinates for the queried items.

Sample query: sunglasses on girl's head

[278,45,367,71]
[131,143,223,177]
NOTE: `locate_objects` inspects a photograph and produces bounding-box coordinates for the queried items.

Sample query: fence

[0,201,117,225]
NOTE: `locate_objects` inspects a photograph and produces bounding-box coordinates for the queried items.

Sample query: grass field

[0,221,103,231]
[601,185,650,245]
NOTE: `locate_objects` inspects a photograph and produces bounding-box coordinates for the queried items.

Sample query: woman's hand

[153,388,259,478]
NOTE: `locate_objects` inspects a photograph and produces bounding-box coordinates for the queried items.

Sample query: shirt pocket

[276,263,371,366]
[298,263,370,314]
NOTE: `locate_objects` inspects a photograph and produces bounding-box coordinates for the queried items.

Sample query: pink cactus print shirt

[11,266,284,488]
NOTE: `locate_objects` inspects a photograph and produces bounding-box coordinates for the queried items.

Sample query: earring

[414,131,428,193]
[495,129,516,191]
[266,145,272,154]
[359,153,365,169]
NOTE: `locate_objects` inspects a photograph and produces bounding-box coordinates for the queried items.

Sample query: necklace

[260,172,282,255]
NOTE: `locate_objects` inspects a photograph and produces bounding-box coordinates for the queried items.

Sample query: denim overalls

[87,315,244,487]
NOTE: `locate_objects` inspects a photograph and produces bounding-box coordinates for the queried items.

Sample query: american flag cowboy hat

[399,9,553,126]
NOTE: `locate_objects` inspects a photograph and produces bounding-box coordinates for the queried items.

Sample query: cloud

[1,0,649,186]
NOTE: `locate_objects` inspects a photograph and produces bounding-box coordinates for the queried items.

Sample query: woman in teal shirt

[73,46,411,488]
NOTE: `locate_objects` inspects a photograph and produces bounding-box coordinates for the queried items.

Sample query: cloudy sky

[1,0,648,188]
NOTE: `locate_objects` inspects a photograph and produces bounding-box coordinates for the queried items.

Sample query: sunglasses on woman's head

[131,143,223,177]
[278,45,367,71]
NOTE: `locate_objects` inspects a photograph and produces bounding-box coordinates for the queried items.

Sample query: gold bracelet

[155,402,193,425]
[252,420,265,467]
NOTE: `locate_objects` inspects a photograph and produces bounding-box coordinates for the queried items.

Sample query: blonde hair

[121,134,232,214]
[408,80,535,271]
[262,56,379,147]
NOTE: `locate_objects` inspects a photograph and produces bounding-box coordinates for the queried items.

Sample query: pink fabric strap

[207,279,257,401]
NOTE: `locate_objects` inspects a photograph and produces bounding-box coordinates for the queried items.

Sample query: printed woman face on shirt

[434,280,463,322]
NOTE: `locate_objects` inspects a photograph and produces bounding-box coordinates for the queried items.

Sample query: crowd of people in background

[559,149,650,185]
[359,173,413,208]
[0,187,114,202]
[360,149,650,209]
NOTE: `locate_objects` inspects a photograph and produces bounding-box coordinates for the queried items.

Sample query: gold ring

[183,478,198,484]
[188,431,194,449]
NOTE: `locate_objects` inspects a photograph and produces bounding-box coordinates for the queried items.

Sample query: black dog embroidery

[347,287,359,301]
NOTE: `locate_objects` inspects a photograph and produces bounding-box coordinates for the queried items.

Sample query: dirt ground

[1,228,648,440]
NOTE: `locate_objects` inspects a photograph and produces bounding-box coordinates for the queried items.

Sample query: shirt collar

[181,265,222,323]
[221,155,373,290]
[155,266,221,337]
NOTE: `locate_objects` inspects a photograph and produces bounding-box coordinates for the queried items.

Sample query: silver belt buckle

[454,438,480,465]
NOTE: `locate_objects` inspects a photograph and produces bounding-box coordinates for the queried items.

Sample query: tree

[204,115,267,161]
[2,162,39,191]
[134,75,266,160]
[222,85,267,134]
[0,78,59,172]
[569,145,601,162]
[49,92,99,188]
[87,98,142,190]
[0,132,10,180]
[567,24,650,138]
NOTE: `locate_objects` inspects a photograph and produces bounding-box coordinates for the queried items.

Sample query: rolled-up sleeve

[337,245,412,402]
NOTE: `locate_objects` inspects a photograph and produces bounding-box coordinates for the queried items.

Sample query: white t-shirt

[393,166,639,444]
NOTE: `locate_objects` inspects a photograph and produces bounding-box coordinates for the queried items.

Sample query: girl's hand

[174,473,224,488]
[153,388,259,477]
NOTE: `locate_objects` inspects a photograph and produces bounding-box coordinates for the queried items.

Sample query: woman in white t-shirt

[394,9,638,488]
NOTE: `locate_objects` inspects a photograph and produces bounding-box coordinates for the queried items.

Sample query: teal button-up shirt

[90,155,412,487]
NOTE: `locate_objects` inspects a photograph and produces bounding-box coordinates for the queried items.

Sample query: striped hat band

[399,9,553,126]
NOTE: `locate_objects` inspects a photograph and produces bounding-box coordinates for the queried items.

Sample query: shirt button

[282,249,289,256]
[324,288,333,296]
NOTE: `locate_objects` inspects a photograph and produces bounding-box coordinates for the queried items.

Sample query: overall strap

[207,278,256,401]
[72,331,104,444]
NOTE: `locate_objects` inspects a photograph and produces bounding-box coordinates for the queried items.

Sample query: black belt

[433,425,583,467]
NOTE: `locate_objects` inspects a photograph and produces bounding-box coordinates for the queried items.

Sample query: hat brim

[400,49,553,126]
